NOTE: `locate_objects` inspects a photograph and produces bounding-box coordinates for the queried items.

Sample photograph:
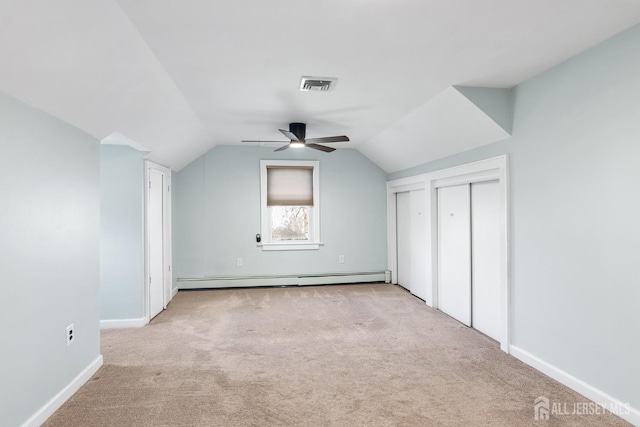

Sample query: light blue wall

[0,92,100,426]
[100,145,146,320]
[455,86,514,134]
[173,146,387,284]
[388,139,509,180]
[389,25,640,409]
[173,156,205,289]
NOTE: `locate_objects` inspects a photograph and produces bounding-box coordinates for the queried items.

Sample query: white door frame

[387,155,510,352]
[144,160,173,323]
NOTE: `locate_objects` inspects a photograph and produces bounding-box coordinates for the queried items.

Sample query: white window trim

[259,160,321,250]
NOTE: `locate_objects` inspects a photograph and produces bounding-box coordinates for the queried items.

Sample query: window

[260,160,320,250]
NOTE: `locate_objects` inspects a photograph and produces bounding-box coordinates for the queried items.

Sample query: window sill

[258,242,323,251]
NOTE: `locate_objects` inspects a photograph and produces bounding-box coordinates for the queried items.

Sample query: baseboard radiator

[178,270,391,290]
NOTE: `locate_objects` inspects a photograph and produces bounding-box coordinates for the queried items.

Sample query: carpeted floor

[45,283,629,426]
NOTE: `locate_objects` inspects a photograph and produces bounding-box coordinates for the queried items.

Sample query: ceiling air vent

[299,76,337,92]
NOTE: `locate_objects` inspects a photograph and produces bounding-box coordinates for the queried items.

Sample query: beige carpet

[45,284,629,426]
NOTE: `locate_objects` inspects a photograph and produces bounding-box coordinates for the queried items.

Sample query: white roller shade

[267,166,314,206]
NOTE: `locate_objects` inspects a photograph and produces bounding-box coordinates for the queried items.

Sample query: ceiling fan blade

[305,143,335,153]
[305,135,349,143]
[274,144,290,152]
[241,140,289,143]
[279,129,302,142]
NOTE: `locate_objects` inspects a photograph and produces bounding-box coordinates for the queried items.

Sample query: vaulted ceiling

[1,0,639,172]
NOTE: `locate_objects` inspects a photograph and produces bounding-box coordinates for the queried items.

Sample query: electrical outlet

[66,324,74,346]
[236,257,243,267]
[339,255,345,264]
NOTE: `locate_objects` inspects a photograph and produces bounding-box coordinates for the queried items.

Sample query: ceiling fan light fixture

[244,123,347,153]
[299,76,337,92]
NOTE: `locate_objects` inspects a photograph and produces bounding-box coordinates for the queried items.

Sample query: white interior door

[437,184,471,326]
[396,192,411,292]
[409,189,427,300]
[148,169,164,320]
[471,180,501,341]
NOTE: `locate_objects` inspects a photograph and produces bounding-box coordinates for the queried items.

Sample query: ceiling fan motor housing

[289,122,306,140]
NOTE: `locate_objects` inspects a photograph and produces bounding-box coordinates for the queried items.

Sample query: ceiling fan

[242,122,349,152]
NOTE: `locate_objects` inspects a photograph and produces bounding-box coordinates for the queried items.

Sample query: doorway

[145,161,172,322]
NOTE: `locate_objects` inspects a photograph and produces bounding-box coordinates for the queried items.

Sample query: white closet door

[149,169,164,320]
[437,184,471,326]
[396,192,411,292]
[409,189,427,300]
[471,180,501,341]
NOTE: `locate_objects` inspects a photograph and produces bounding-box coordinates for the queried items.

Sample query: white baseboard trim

[100,317,148,329]
[172,287,178,297]
[510,345,639,426]
[20,354,103,427]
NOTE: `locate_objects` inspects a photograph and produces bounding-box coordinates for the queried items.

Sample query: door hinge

[168,185,170,192]
[149,180,151,189]
[168,265,171,272]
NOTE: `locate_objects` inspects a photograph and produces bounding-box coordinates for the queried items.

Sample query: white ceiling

[1,0,639,171]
